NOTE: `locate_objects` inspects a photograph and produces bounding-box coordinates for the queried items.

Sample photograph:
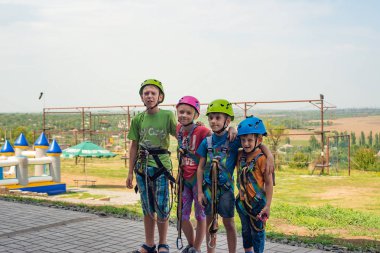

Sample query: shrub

[353,147,379,171]
[289,152,309,168]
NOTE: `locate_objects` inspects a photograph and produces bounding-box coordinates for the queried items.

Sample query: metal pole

[82,108,85,141]
[127,106,131,130]
[89,112,92,141]
[326,136,330,174]
[43,108,46,132]
[320,94,325,172]
[348,135,351,176]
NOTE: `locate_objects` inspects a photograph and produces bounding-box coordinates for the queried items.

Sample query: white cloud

[0,0,379,112]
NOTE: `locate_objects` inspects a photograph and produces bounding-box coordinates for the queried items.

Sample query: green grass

[60,156,380,250]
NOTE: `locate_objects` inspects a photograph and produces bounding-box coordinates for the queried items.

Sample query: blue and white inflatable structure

[0,133,66,195]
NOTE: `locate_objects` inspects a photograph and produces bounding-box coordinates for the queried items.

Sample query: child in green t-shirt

[126,79,177,253]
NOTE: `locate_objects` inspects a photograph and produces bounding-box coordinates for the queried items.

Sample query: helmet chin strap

[252,139,262,152]
[214,119,228,134]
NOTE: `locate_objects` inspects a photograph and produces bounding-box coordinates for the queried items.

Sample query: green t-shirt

[127,109,177,169]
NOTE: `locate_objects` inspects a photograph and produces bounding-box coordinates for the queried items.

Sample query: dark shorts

[204,188,235,218]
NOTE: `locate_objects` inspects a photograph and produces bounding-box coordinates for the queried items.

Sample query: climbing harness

[134,146,175,222]
[202,136,231,248]
[237,152,267,232]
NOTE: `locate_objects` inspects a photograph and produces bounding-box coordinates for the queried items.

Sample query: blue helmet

[237,116,267,137]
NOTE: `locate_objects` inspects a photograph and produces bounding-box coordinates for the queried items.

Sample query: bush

[289,152,309,168]
[353,147,379,171]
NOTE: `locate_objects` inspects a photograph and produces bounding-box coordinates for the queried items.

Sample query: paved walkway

[0,200,327,253]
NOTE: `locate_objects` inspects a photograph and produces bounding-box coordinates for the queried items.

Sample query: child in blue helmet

[235,116,273,253]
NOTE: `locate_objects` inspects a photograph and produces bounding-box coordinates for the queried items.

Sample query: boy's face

[208,112,230,133]
[140,85,163,108]
[177,104,198,126]
[240,134,262,153]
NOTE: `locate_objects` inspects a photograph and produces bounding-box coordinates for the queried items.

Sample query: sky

[0,0,379,113]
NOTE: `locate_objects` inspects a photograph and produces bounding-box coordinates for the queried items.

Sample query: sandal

[131,244,157,253]
[158,243,170,253]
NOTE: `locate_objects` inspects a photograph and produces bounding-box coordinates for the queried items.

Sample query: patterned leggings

[181,174,205,221]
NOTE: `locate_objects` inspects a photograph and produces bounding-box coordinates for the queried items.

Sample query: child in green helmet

[126,79,177,253]
[196,99,274,253]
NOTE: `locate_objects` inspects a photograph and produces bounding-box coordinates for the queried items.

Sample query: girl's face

[177,104,198,126]
[207,113,230,133]
[140,85,163,108]
[240,134,262,153]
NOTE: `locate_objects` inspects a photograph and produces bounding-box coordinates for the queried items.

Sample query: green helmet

[206,99,234,121]
[139,79,165,102]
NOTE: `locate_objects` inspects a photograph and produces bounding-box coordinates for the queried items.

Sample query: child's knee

[222,218,235,230]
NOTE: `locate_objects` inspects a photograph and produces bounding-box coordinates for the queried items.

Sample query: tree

[12,126,33,145]
[368,131,373,147]
[359,131,366,146]
[351,132,356,145]
[375,133,380,150]
[309,135,319,150]
[265,120,287,170]
[285,136,291,144]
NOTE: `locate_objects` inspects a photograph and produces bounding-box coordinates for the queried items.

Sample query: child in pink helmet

[176,96,211,253]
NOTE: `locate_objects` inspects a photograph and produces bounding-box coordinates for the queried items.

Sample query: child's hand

[126,174,134,189]
[198,193,207,207]
[196,121,205,126]
[258,206,270,222]
[266,154,275,175]
[227,126,237,141]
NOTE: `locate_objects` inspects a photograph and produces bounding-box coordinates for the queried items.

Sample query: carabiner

[176,237,183,250]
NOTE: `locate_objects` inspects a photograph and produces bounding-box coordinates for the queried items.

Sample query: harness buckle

[178,148,185,155]
[212,156,221,162]
[222,181,231,191]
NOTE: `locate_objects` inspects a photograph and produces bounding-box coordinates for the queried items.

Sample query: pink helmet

[176,96,200,114]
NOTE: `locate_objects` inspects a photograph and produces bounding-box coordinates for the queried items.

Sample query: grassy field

[60,156,380,250]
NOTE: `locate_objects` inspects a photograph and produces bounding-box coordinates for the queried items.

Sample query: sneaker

[188,247,201,253]
[181,245,192,253]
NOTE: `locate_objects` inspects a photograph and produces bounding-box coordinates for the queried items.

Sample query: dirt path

[50,185,140,206]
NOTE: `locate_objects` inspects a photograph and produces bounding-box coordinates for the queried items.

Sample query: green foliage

[368,131,373,146]
[351,132,356,145]
[309,135,320,150]
[353,148,379,171]
[375,133,380,149]
[360,131,366,146]
[289,152,309,168]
